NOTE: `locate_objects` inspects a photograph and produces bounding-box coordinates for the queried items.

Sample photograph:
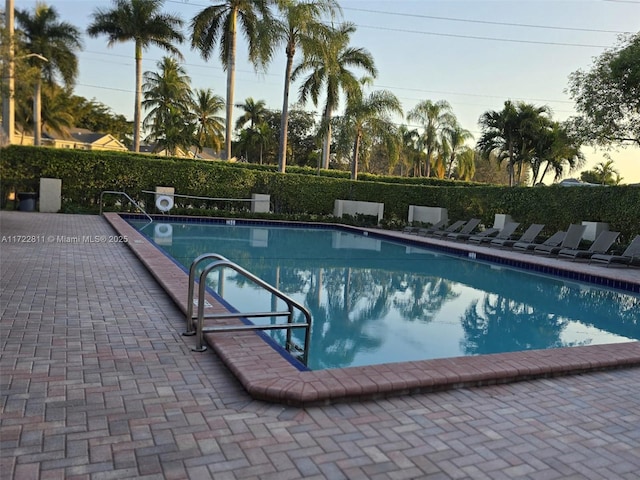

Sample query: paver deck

[1,211,639,479]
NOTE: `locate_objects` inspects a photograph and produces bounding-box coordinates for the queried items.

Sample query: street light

[2,52,49,146]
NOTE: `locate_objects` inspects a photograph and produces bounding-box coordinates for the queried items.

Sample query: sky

[14,0,640,183]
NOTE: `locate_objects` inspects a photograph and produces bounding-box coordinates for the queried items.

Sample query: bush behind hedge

[2,145,639,241]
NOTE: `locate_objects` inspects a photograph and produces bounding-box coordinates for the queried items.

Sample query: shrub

[2,145,638,241]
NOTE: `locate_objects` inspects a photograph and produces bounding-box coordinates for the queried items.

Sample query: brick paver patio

[1,211,639,479]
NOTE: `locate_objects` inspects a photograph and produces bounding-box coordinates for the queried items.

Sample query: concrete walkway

[1,211,639,479]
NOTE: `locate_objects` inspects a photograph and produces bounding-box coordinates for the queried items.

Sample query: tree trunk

[225,8,238,161]
[321,104,332,170]
[33,78,41,146]
[351,130,361,180]
[425,146,432,178]
[508,141,515,187]
[278,42,295,173]
[539,162,551,185]
[447,152,455,178]
[133,42,142,152]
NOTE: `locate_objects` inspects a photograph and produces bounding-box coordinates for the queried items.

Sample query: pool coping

[104,213,640,406]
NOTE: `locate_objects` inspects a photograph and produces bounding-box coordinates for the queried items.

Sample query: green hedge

[2,145,639,241]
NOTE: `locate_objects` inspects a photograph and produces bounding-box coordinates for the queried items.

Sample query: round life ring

[155,195,174,212]
[154,223,173,238]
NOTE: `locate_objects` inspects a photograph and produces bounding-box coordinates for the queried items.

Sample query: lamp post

[1,0,47,147]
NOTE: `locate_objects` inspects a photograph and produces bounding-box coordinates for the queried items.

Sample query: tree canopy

[568,32,640,148]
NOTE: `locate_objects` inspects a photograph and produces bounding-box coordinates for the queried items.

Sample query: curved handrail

[185,253,229,335]
[190,256,313,365]
[99,190,153,229]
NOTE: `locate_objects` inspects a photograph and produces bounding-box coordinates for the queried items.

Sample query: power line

[78,50,576,107]
[356,24,611,49]
[167,0,630,35]
[342,6,632,35]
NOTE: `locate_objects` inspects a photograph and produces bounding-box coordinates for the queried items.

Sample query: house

[12,128,128,152]
[137,143,195,159]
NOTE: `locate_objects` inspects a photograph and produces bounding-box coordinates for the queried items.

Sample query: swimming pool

[128,218,640,371]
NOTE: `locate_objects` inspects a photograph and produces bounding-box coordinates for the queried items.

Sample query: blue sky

[16,0,640,182]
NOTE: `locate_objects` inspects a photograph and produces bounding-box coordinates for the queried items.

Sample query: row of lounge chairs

[403,219,640,267]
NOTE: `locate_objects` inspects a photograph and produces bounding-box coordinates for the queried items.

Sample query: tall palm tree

[40,83,75,139]
[235,97,267,129]
[190,88,225,154]
[407,99,455,178]
[292,22,377,170]
[477,100,521,187]
[191,0,275,161]
[441,122,473,178]
[593,160,621,185]
[142,56,193,155]
[15,3,82,146]
[530,121,583,185]
[477,100,550,186]
[512,102,551,184]
[455,147,476,181]
[87,0,184,152]
[251,121,273,164]
[335,89,403,180]
[397,125,422,177]
[273,0,341,173]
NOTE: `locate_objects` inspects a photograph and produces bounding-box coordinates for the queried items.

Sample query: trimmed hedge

[2,145,639,241]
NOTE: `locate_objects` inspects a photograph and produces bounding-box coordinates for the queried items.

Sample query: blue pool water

[131,219,640,370]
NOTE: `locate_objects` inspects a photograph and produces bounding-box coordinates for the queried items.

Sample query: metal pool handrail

[99,190,153,228]
[185,253,313,366]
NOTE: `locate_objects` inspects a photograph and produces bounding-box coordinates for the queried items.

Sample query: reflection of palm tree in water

[393,274,459,323]
[301,267,389,369]
[460,295,574,356]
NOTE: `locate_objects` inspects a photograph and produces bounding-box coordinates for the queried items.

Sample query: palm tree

[397,125,422,177]
[335,89,403,180]
[190,88,225,154]
[273,0,341,173]
[235,97,267,129]
[251,121,273,164]
[40,83,74,139]
[191,0,275,161]
[142,56,193,155]
[407,99,455,178]
[593,160,621,185]
[512,102,551,184]
[455,147,476,181]
[441,122,473,178]
[477,100,522,187]
[292,22,377,170]
[531,121,584,185]
[477,101,550,186]
[15,3,82,146]
[87,0,184,152]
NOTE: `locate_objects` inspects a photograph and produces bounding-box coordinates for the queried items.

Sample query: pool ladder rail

[185,253,313,366]
[99,190,153,229]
